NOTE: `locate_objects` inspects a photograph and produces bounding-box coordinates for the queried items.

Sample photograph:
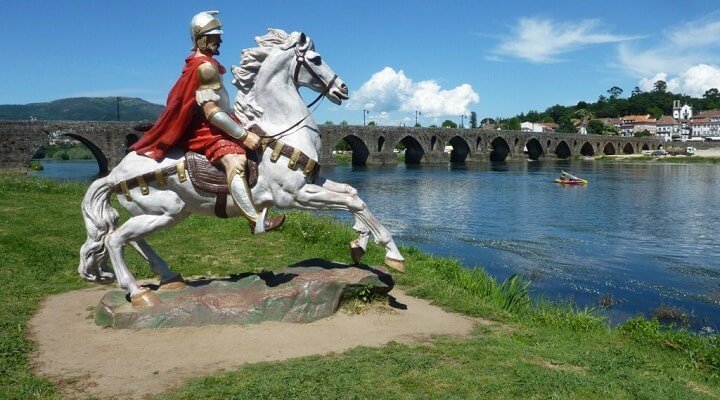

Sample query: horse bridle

[261,45,339,140]
[293,46,338,103]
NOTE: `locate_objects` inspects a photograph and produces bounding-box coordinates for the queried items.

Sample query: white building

[672,100,693,120]
[655,115,678,141]
[520,122,557,133]
[690,110,720,138]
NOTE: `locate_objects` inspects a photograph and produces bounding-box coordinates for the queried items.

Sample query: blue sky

[4,1,720,126]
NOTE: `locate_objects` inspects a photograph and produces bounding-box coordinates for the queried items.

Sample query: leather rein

[261,45,338,140]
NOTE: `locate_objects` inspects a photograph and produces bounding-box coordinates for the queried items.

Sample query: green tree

[704,88,720,99]
[339,120,348,126]
[653,80,667,93]
[634,129,652,137]
[648,106,663,120]
[587,119,606,135]
[556,115,577,133]
[505,117,520,130]
[367,121,376,126]
[469,111,477,128]
[324,120,334,125]
[631,86,642,97]
[525,110,541,122]
[442,119,458,128]
[607,86,623,99]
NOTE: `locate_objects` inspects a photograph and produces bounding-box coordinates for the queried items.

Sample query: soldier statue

[129,10,285,233]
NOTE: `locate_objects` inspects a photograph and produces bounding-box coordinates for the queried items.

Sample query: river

[31,159,720,329]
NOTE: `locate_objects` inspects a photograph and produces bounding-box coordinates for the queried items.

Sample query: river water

[32,159,720,329]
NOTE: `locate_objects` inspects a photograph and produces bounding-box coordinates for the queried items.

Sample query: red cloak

[129,55,226,160]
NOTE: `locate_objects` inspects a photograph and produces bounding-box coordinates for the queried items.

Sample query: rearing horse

[78,29,405,306]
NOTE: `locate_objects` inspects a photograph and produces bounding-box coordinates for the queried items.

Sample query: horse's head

[290,32,349,105]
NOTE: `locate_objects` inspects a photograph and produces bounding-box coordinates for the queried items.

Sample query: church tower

[672,100,681,119]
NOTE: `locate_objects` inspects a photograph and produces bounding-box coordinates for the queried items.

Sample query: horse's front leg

[317,177,369,264]
[290,183,404,272]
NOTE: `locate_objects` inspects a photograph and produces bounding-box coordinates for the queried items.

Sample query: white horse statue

[78,29,405,307]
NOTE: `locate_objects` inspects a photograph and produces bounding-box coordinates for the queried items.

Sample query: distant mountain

[0,97,164,121]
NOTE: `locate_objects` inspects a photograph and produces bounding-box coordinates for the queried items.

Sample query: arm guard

[208,110,248,141]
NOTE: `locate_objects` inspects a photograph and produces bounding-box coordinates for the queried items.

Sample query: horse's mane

[232,29,302,128]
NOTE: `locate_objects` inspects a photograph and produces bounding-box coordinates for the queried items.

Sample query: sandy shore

[29,286,482,399]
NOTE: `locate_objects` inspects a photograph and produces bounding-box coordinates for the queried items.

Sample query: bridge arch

[524,137,544,160]
[641,143,650,151]
[329,134,370,165]
[398,135,425,164]
[555,140,572,159]
[489,137,511,162]
[377,136,385,152]
[603,142,616,155]
[580,142,595,156]
[448,136,471,163]
[61,133,110,175]
[622,142,634,154]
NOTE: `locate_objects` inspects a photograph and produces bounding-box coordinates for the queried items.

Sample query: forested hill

[0,97,164,121]
[503,84,720,131]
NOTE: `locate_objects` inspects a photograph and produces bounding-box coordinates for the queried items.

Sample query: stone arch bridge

[0,120,668,173]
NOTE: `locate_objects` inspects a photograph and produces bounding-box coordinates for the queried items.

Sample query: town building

[520,121,557,133]
[655,115,679,141]
[690,109,720,139]
[617,115,657,136]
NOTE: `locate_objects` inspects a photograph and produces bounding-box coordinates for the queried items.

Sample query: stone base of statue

[94,260,394,329]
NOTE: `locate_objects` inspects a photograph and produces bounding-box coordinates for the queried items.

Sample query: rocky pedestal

[95,262,394,329]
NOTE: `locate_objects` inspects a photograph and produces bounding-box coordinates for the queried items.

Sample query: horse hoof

[130,288,162,308]
[158,274,187,291]
[385,257,405,273]
[350,240,365,265]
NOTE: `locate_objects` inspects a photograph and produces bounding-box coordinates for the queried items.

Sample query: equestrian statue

[78,11,405,307]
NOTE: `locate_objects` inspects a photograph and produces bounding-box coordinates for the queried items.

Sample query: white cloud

[618,13,720,77]
[347,67,479,117]
[493,17,638,63]
[638,64,720,97]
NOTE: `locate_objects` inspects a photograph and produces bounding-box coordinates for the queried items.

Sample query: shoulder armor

[197,62,222,90]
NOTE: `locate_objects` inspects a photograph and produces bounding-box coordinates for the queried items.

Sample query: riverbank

[0,175,718,399]
[595,147,720,162]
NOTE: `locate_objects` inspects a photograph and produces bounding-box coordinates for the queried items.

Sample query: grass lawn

[0,175,718,399]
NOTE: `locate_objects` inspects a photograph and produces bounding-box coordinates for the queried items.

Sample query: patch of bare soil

[29,285,478,399]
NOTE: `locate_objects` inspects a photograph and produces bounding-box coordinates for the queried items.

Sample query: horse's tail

[78,176,118,282]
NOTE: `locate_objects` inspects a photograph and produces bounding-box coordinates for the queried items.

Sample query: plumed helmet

[190,10,223,49]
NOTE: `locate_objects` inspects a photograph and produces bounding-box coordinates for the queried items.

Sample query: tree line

[483,81,720,135]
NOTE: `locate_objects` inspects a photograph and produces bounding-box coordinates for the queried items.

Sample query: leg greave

[228,164,258,222]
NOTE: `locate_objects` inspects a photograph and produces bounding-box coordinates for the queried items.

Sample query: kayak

[555,178,588,185]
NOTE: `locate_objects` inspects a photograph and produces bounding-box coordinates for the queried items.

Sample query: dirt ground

[29,285,480,399]
[695,148,720,157]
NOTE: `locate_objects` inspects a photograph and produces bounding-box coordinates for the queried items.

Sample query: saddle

[185,151,259,194]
